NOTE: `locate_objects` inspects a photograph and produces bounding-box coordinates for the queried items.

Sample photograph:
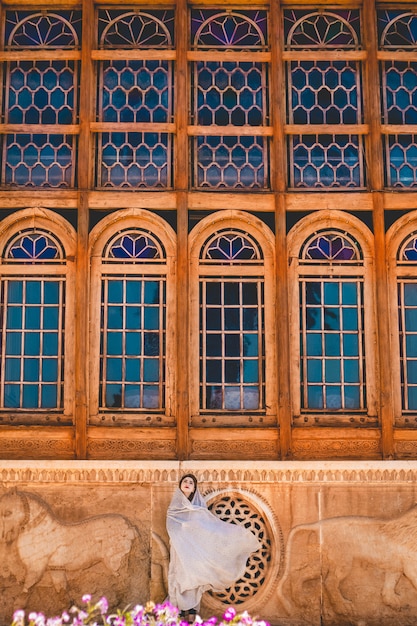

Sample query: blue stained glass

[144,359,159,382]
[192,10,267,49]
[108,306,123,329]
[41,385,57,408]
[144,333,159,356]
[225,360,240,382]
[406,335,417,357]
[207,334,222,357]
[125,386,140,408]
[207,360,220,383]
[344,359,359,383]
[6,332,22,355]
[306,334,322,356]
[325,334,340,356]
[408,387,417,410]
[405,309,417,332]
[24,333,40,356]
[342,309,358,331]
[325,359,340,382]
[24,358,39,381]
[307,359,322,383]
[108,281,123,303]
[306,308,321,330]
[44,282,59,304]
[243,361,258,383]
[23,385,38,407]
[225,335,240,357]
[5,358,21,382]
[44,307,59,330]
[243,309,258,330]
[342,283,357,305]
[4,385,19,407]
[126,307,141,329]
[404,284,417,305]
[145,282,159,304]
[107,332,123,355]
[107,358,122,380]
[207,309,221,330]
[25,308,40,329]
[407,360,417,382]
[126,359,140,381]
[324,282,339,305]
[324,308,340,331]
[345,386,360,409]
[42,359,57,382]
[126,332,141,355]
[326,387,342,409]
[343,334,359,357]
[143,385,159,408]
[225,309,240,330]
[8,282,23,304]
[307,385,323,409]
[126,281,141,303]
[44,332,58,355]
[26,282,41,304]
[105,384,122,407]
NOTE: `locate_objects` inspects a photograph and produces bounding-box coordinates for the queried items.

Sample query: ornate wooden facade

[1,0,417,461]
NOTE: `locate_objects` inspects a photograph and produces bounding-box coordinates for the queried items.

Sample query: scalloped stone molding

[1,460,417,483]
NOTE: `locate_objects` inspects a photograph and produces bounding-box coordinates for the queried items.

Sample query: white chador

[166,486,261,611]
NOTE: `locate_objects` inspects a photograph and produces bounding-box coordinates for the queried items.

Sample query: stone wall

[1,460,417,626]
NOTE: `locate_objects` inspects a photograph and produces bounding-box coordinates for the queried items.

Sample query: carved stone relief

[0,489,148,622]
[276,506,417,625]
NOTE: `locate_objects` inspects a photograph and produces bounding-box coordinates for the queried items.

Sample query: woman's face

[180,476,196,498]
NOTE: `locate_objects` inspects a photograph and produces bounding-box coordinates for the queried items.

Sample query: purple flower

[222,608,236,622]
[82,595,91,604]
[97,598,109,614]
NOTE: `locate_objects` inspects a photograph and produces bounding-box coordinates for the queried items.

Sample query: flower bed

[11,596,270,626]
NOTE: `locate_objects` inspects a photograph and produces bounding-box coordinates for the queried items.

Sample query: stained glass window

[96,10,174,188]
[0,229,66,409]
[199,230,265,412]
[191,10,270,190]
[298,231,366,412]
[2,11,81,187]
[100,229,166,411]
[379,11,417,188]
[285,10,365,189]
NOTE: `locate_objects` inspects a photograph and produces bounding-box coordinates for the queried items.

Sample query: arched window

[378,10,417,187]
[288,212,377,425]
[284,10,365,188]
[96,10,175,188]
[387,213,417,426]
[189,211,276,427]
[0,209,76,418]
[3,10,81,187]
[89,210,176,425]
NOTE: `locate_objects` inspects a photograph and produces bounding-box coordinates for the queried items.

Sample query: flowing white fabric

[166,487,261,611]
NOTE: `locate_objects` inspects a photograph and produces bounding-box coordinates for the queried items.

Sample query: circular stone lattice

[207,495,272,605]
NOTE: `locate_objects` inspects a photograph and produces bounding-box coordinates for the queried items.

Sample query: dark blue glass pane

[326,387,342,409]
[407,360,417,382]
[224,283,239,305]
[207,334,222,356]
[126,307,141,329]
[225,386,240,410]
[126,359,140,381]
[324,282,339,305]
[225,360,240,382]
[5,358,20,381]
[144,307,159,329]
[44,332,58,355]
[42,359,57,382]
[125,386,140,408]
[44,307,59,329]
[406,335,417,357]
[243,309,258,330]
[242,283,258,305]
[26,308,41,329]
[306,282,321,304]
[225,308,240,330]
[343,334,359,357]
[206,283,221,305]
[404,284,417,306]
[144,333,159,356]
[6,332,22,355]
[342,283,357,305]
[325,360,340,382]
[342,309,358,331]
[44,282,60,304]
[107,358,123,380]
[126,281,141,303]
[225,335,240,357]
[243,334,258,357]
[307,385,323,408]
[24,358,39,381]
[344,359,359,383]
[207,360,221,383]
[144,359,159,382]
[307,359,322,382]
[345,386,360,409]
[126,332,141,355]
[143,385,159,408]
[107,332,123,355]
[41,385,57,407]
[408,387,417,410]
[7,307,22,329]
[207,386,222,409]
[4,384,19,407]
[24,332,40,356]
[325,334,340,356]
[22,384,38,407]
[243,361,258,383]
[108,306,123,329]
[8,282,23,303]
[144,282,159,304]
[105,384,122,407]
[244,387,259,409]
[206,309,221,330]
[306,308,321,330]
[108,281,124,303]
[405,309,417,332]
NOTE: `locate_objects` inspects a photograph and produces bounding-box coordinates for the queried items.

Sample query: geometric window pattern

[191,10,269,190]
[397,234,417,411]
[285,10,365,189]
[96,10,174,189]
[199,231,265,412]
[2,11,81,188]
[100,230,166,411]
[208,495,270,605]
[379,11,417,187]
[299,230,366,411]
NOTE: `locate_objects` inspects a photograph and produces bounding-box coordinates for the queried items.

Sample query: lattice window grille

[207,495,270,604]
[98,10,174,49]
[285,10,360,50]
[378,11,417,50]
[5,11,81,48]
[300,230,362,263]
[385,134,417,188]
[191,10,268,50]
[4,229,64,262]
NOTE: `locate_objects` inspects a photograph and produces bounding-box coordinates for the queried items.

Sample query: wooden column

[74,0,95,458]
[363,0,394,458]
[175,0,190,459]
[270,0,292,458]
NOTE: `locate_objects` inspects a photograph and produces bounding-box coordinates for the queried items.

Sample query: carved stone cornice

[1,460,417,484]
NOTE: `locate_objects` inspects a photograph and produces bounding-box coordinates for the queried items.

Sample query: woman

[166,473,261,621]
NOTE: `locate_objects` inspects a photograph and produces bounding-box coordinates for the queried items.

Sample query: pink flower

[82,595,91,604]
[97,597,109,614]
[222,608,236,622]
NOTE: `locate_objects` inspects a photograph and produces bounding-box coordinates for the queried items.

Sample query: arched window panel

[98,10,174,49]
[96,133,172,189]
[386,134,417,188]
[191,10,268,51]
[198,229,266,415]
[0,227,69,412]
[300,230,363,264]
[193,136,269,190]
[284,10,361,50]
[5,11,82,48]
[289,134,365,189]
[98,229,168,413]
[378,11,417,50]
[289,60,361,126]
